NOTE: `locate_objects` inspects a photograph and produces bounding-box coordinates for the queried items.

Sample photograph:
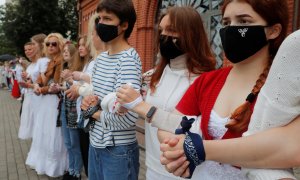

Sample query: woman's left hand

[61,69,72,79]
[65,84,80,100]
[116,84,141,105]
[72,71,83,81]
[48,83,61,93]
[160,135,191,177]
[81,95,98,110]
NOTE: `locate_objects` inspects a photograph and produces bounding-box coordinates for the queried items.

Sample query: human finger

[163,149,185,159]
[165,156,187,173]
[173,160,190,177]
[168,137,180,147]
[181,168,191,178]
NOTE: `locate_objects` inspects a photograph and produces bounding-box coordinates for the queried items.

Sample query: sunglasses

[46,42,58,47]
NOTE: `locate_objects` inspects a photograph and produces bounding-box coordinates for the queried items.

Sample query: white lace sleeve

[243,30,300,180]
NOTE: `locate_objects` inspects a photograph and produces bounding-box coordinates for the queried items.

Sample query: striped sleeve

[100,51,142,130]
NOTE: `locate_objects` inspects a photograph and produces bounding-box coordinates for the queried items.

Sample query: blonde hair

[86,13,105,58]
[86,13,98,58]
[31,33,47,57]
[44,33,65,57]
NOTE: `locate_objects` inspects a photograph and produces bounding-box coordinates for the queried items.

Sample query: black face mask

[219,25,268,63]
[96,23,119,42]
[159,35,183,60]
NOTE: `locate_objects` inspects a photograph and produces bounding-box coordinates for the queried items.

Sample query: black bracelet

[146,106,157,123]
[82,106,98,119]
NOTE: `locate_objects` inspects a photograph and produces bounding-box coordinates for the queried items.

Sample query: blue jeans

[61,102,83,177]
[88,142,140,180]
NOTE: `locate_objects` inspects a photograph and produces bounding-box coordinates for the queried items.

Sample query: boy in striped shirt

[81,0,142,179]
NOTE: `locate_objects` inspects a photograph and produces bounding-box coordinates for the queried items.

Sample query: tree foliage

[0,0,78,55]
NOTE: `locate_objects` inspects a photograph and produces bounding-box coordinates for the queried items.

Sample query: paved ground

[0,89,146,180]
[2,88,300,180]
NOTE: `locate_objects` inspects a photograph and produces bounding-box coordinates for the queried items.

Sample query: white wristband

[122,95,143,110]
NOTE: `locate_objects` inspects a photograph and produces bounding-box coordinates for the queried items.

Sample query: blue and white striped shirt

[90,48,142,148]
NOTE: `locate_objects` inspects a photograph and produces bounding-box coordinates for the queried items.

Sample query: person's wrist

[92,110,101,120]
[133,101,151,119]
[79,72,84,80]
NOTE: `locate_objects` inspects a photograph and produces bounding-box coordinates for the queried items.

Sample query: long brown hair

[78,35,92,66]
[222,0,289,132]
[150,6,216,93]
[63,43,84,72]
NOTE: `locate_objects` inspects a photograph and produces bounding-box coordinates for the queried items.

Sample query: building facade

[78,0,300,71]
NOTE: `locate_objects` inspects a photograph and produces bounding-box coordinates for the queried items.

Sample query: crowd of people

[0,0,299,180]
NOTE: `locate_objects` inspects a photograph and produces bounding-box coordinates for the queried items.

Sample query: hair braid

[225,64,271,132]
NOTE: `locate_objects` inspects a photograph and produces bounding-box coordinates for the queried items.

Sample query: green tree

[0,0,78,55]
[0,5,18,55]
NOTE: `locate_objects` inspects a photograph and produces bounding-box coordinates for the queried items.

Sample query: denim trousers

[61,102,83,176]
[88,142,140,180]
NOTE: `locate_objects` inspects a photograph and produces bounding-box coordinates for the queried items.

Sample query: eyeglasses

[46,42,58,47]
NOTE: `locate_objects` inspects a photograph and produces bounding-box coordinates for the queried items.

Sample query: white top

[145,54,197,179]
[35,57,50,75]
[242,30,300,179]
[14,64,23,82]
[76,60,95,123]
[23,63,36,94]
[191,110,248,180]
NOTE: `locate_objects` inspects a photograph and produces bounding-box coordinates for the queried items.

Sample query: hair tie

[246,92,257,103]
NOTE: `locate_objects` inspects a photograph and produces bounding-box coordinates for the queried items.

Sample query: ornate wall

[78,0,299,72]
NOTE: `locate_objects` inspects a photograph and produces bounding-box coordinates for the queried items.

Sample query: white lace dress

[18,63,36,139]
[26,58,68,177]
[191,110,248,180]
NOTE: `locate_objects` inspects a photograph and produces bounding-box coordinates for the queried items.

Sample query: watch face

[146,106,157,118]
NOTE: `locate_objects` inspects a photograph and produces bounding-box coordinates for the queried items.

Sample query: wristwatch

[146,106,157,123]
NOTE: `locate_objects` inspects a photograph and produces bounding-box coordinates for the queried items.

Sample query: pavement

[3,87,300,180]
[0,89,146,180]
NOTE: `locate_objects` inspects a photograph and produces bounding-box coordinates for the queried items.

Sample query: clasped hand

[81,95,99,111]
[116,84,141,109]
[160,135,191,178]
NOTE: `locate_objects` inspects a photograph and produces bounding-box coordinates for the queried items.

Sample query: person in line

[115,6,215,179]
[18,42,39,139]
[160,29,300,179]
[60,42,84,180]
[80,0,142,179]
[65,15,106,177]
[116,0,291,179]
[26,33,67,177]
[0,62,5,88]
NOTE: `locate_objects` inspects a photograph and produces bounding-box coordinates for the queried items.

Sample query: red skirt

[11,79,21,98]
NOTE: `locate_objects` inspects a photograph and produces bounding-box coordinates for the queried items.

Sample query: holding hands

[72,71,84,81]
[160,135,191,178]
[116,84,142,110]
[160,116,206,178]
[21,71,28,80]
[65,84,80,100]
[60,69,72,79]
[81,95,99,111]
[48,83,61,93]
[33,84,41,95]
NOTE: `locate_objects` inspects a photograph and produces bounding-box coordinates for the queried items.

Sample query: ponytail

[225,63,271,132]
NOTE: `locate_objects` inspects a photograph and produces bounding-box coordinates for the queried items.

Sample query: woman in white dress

[25,33,67,177]
[19,36,49,139]
[18,42,39,139]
